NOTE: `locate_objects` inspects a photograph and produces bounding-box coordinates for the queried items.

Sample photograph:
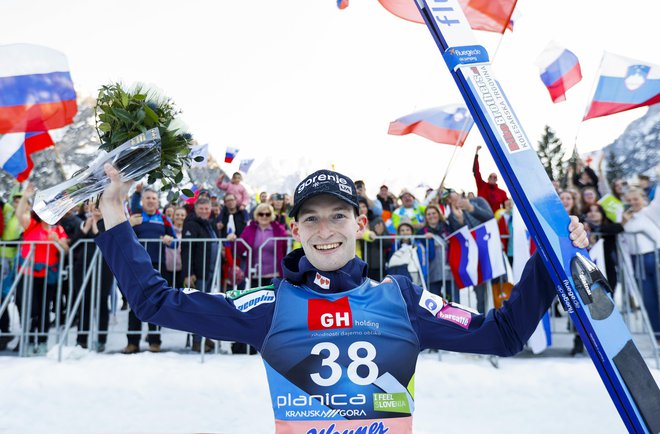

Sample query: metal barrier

[0,240,66,357]
[2,227,657,363]
[617,231,660,367]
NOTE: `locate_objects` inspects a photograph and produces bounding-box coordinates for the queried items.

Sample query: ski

[412,1,660,432]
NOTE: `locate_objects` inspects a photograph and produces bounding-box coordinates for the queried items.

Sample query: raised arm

[96,164,274,347]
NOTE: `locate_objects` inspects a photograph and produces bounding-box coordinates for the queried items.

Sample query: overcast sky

[2,0,659,195]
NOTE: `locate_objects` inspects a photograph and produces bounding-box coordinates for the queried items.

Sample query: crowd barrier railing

[2,229,657,363]
[0,240,66,357]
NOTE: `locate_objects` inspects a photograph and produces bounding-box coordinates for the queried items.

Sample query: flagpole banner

[535,42,582,103]
[584,52,660,120]
[388,105,473,145]
[0,44,77,133]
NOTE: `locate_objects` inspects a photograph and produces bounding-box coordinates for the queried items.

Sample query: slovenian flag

[377,0,516,34]
[584,52,660,120]
[447,219,505,289]
[447,226,479,288]
[535,42,582,103]
[472,219,506,283]
[0,131,54,181]
[388,105,473,146]
[0,44,77,134]
[224,146,239,163]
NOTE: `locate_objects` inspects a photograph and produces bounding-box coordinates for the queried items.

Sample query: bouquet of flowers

[33,83,199,224]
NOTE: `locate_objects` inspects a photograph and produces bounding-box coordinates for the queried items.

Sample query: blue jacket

[96,221,556,355]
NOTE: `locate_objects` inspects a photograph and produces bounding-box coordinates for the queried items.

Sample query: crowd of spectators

[0,155,658,357]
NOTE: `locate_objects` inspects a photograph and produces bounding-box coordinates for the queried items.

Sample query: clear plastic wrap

[33,128,161,225]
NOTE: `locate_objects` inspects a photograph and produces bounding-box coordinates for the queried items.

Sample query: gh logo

[308,296,353,331]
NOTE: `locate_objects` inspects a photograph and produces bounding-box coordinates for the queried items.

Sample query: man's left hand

[568,215,588,249]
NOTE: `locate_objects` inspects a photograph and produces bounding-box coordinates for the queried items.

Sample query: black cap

[289,169,359,219]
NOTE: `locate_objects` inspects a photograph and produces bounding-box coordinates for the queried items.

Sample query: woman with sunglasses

[237,203,289,289]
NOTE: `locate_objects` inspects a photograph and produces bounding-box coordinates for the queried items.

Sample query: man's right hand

[98,163,133,229]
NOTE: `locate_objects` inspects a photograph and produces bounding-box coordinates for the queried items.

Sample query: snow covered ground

[1,315,658,434]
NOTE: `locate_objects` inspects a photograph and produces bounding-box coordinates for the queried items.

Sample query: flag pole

[438,113,472,190]
[490,1,517,61]
[575,51,607,154]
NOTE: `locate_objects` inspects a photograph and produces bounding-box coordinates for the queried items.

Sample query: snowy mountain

[603,104,660,178]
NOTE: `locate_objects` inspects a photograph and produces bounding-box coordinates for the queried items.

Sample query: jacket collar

[279,248,367,293]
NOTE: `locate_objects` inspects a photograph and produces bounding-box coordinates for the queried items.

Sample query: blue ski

[413,1,660,432]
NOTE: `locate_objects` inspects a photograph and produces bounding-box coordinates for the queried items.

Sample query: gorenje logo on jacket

[261,278,418,434]
[307,296,352,330]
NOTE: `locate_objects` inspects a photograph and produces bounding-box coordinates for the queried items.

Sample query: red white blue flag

[388,105,473,146]
[0,44,77,134]
[447,226,479,288]
[535,42,582,103]
[447,219,505,289]
[378,0,516,33]
[336,0,349,9]
[0,131,54,181]
[584,52,660,120]
[224,146,239,163]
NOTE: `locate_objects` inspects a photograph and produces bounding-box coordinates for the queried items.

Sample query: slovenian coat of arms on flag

[224,146,239,163]
[535,42,582,103]
[447,218,506,289]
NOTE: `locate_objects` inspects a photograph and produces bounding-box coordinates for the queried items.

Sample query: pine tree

[536,125,566,182]
[605,150,625,184]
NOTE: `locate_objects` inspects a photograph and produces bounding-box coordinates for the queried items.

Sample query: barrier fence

[0,231,657,365]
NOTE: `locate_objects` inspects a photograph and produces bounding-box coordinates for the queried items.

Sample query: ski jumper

[96,221,556,433]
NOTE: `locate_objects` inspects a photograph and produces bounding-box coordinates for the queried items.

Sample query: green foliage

[95,83,194,201]
[605,150,625,184]
[536,125,566,182]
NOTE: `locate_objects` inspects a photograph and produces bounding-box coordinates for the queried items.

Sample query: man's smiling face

[291,194,366,272]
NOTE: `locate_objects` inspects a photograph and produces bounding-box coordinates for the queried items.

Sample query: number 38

[310,341,378,387]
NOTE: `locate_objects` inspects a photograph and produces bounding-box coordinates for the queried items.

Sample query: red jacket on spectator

[473,154,508,212]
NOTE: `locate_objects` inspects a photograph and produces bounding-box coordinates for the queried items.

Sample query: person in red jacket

[473,145,508,212]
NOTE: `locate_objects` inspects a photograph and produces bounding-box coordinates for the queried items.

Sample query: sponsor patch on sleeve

[182,287,199,295]
[437,303,474,329]
[418,290,446,316]
[232,288,276,312]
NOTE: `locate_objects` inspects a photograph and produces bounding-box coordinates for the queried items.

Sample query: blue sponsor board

[443,45,489,70]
